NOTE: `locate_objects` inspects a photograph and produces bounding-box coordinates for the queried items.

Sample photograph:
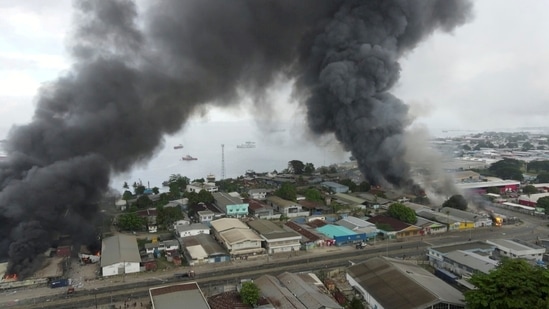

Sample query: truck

[50,278,72,289]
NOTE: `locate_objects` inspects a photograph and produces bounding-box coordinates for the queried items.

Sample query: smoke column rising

[0,0,472,277]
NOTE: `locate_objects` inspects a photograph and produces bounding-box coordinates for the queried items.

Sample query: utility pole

[221,144,225,180]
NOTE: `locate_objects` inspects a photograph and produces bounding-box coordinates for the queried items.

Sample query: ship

[237,141,256,149]
[182,155,198,161]
[173,144,184,150]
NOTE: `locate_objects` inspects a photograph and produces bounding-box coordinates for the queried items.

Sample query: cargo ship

[182,155,197,161]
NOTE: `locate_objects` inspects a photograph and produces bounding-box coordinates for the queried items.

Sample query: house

[415,217,447,235]
[149,282,210,309]
[486,239,546,261]
[145,240,180,255]
[172,219,191,231]
[266,196,309,218]
[416,209,461,231]
[367,215,422,239]
[197,210,215,225]
[321,181,349,193]
[101,235,141,277]
[255,272,343,309]
[285,221,330,250]
[336,216,378,240]
[212,192,249,218]
[135,208,158,233]
[247,219,301,254]
[210,218,263,256]
[428,241,497,276]
[248,188,270,200]
[333,193,366,208]
[247,199,276,219]
[439,207,484,229]
[180,233,229,265]
[347,257,465,309]
[297,199,328,215]
[175,223,210,238]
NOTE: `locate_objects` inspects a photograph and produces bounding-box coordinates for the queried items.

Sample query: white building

[186,182,219,193]
[101,235,141,277]
[247,219,301,254]
[266,196,309,218]
[210,218,263,256]
[144,240,181,255]
[248,188,269,200]
[175,223,210,238]
[487,239,546,261]
[197,210,214,225]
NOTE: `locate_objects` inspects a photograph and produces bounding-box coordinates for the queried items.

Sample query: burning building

[0,0,472,278]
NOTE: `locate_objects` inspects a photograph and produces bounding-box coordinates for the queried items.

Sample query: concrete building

[416,209,462,231]
[518,193,549,207]
[316,224,367,246]
[456,179,520,195]
[248,188,270,200]
[145,240,180,255]
[367,215,421,239]
[175,223,210,238]
[179,233,229,265]
[197,210,215,225]
[442,250,498,277]
[149,282,210,309]
[285,221,329,250]
[186,181,219,193]
[248,199,276,219]
[336,216,378,239]
[212,192,249,218]
[101,235,141,277]
[347,257,465,309]
[428,241,497,277]
[210,218,263,256]
[247,219,301,254]
[487,239,546,261]
[266,196,309,218]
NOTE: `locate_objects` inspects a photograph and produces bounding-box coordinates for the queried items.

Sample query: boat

[182,155,198,161]
[237,141,256,149]
[174,144,184,150]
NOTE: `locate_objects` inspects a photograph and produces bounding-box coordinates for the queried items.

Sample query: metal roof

[336,216,376,230]
[266,196,298,208]
[348,257,465,309]
[255,275,307,309]
[220,229,262,245]
[180,234,226,257]
[487,238,546,252]
[333,193,365,205]
[212,192,244,212]
[100,234,141,267]
[210,218,248,233]
[431,241,495,254]
[444,250,498,274]
[247,219,301,240]
[277,272,343,309]
[317,224,356,238]
[149,282,210,309]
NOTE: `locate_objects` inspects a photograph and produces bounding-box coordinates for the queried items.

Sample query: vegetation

[275,182,297,201]
[485,186,500,195]
[304,188,323,202]
[522,185,538,195]
[488,158,524,181]
[537,172,549,183]
[537,196,549,214]
[357,181,371,192]
[135,184,146,195]
[339,179,357,192]
[156,205,184,229]
[117,213,146,231]
[387,203,417,224]
[239,281,260,307]
[442,194,468,211]
[464,258,549,309]
[527,160,549,173]
[303,162,315,175]
[185,190,214,206]
[287,160,305,174]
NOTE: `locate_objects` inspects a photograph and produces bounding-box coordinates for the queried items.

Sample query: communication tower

[221,144,225,180]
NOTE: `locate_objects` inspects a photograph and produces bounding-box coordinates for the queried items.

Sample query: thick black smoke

[0,0,471,277]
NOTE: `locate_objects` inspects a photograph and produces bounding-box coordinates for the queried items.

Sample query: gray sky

[1,0,548,139]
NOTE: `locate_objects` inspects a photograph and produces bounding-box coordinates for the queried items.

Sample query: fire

[95,251,101,256]
[3,273,18,281]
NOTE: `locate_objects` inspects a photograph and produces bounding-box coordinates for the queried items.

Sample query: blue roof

[317,224,356,238]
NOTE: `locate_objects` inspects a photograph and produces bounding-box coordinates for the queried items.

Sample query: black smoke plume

[0,0,471,277]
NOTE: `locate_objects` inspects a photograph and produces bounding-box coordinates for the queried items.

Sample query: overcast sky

[1,0,548,140]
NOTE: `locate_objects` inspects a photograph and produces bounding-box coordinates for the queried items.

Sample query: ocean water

[110,120,350,191]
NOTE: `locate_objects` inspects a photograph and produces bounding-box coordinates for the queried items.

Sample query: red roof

[298,200,323,210]
[247,199,270,211]
[367,215,411,232]
[285,221,320,242]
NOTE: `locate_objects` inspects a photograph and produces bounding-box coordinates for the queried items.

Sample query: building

[197,210,215,225]
[487,239,546,261]
[266,196,309,218]
[367,215,422,239]
[428,241,497,277]
[316,224,367,246]
[210,218,263,256]
[248,199,276,219]
[255,272,343,309]
[336,216,378,239]
[149,282,210,309]
[101,235,141,277]
[321,181,349,193]
[179,234,229,265]
[247,219,301,254]
[456,179,520,195]
[186,182,219,193]
[175,223,210,238]
[333,193,366,207]
[285,221,329,250]
[347,257,465,309]
[518,193,549,207]
[439,207,483,229]
[145,240,180,255]
[248,188,270,200]
[212,192,249,218]
[416,209,462,231]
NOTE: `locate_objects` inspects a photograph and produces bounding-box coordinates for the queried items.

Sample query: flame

[3,273,18,280]
[95,251,101,257]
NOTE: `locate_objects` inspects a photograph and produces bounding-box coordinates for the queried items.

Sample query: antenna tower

[221,144,225,180]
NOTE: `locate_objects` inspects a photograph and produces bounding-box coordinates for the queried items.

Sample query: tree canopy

[357,181,371,192]
[442,194,468,211]
[527,160,549,173]
[304,188,323,202]
[275,182,297,201]
[156,205,184,229]
[488,159,524,181]
[303,162,315,175]
[537,172,549,183]
[185,190,214,206]
[464,258,549,309]
[117,213,145,231]
[387,203,417,224]
[239,281,260,307]
[522,185,538,195]
[338,179,357,192]
[537,196,549,214]
[287,160,305,175]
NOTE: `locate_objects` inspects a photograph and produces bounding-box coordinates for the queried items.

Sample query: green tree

[134,195,153,209]
[348,297,365,309]
[485,187,500,195]
[442,194,468,211]
[537,172,549,183]
[122,190,133,200]
[152,187,160,195]
[156,205,184,229]
[462,144,471,151]
[304,188,322,202]
[135,185,146,195]
[537,196,549,214]
[357,181,371,192]
[303,162,315,175]
[240,281,260,307]
[521,142,534,151]
[522,185,538,195]
[489,159,524,181]
[275,182,297,201]
[288,160,305,175]
[464,258,549,309]
[123,182,129,189]
[117,213,145,231]
[387,203,417,224]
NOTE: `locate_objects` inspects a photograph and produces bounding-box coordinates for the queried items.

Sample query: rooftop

[101,234,141,267]
[266,196,297,208]
[149,282,210,309]
[180,234,226,257]
[247,220,300,240]
[210,218,248,233]
[431,241,495,254]
[487,239,546,251]
[444,250,498,274]
[317,224,357,238]
[367,215,413,232]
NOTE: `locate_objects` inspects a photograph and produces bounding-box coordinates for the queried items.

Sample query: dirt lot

[65,258,100,289]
